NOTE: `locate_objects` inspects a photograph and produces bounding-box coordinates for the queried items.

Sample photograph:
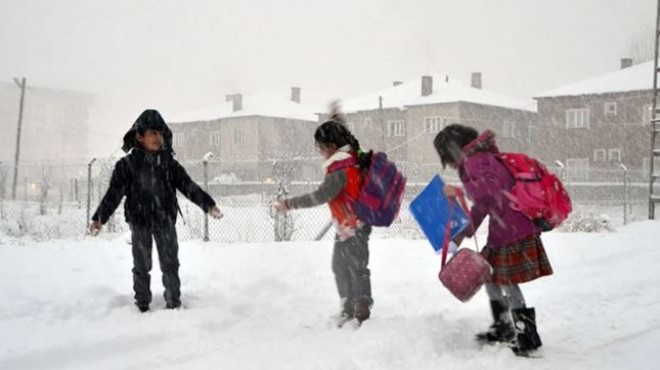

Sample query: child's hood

[121,109,174,153]
[462,129,500,157]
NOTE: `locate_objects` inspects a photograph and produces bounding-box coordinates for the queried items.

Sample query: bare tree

[39,164,51,215]
[0,162,6,200]
[268,155,299,242]
[0,164,5,220]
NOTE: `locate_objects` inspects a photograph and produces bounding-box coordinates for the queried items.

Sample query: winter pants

[485,283,526,309]
[332,225,373,305]
[130,223,181,306]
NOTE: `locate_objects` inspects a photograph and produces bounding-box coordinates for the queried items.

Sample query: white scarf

[322,145,353,170]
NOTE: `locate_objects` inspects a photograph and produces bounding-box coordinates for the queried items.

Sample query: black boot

[354,300,371,323]
[341,298,354,319]
[166,299,181,309]
[511,307,542,355]
[476,300,515,342]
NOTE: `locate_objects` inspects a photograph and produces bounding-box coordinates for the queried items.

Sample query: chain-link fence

[0,157,654,242]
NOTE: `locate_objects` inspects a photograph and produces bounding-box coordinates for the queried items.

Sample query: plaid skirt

[480,234,553,285]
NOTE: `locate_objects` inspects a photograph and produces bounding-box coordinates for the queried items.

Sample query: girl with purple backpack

[434,124,553,356]
[273,117,374,325]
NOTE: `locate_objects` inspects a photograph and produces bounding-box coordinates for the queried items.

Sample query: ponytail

[343,130,371,170]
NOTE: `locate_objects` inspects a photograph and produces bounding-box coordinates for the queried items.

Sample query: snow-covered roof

[342,74,536,113]
[170,91,320,123]
[535,61,654,98]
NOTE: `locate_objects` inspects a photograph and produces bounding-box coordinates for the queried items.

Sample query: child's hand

[444,185,460,198]
[89,221,102,236]
[272,200,289,213]
[208,206,223,219]
[453,233,465,246]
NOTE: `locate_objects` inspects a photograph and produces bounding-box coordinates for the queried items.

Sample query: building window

[604,102,617,116]
[424,116,445,134]
[643,157,660,178]
[608,148,622,163]
[566,108,590,129]
[363,116,373,128]
[233,128,245,144]
[566,158,589,181]
[502,122,517,138]
[643,104,653,124]
[173,133,184,147]
[593,149,606,162]
[388,120,406,137]
[210,131,221,147]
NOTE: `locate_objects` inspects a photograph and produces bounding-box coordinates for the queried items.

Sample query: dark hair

[433,124,479,168]
[135,109,166,135]
[314,120,370,169]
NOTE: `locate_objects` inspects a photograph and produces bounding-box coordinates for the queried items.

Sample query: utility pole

[11,77,26,200]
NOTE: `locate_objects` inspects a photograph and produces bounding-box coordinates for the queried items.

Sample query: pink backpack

[497,153,572,231]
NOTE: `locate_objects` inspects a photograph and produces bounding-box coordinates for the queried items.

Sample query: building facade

[533,59,657,181]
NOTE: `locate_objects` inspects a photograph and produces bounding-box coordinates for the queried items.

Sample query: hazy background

[0,0,656,158]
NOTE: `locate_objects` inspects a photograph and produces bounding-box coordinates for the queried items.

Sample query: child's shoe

[341,298,355,319]
[354,300,371,323]
[166,299,181,309]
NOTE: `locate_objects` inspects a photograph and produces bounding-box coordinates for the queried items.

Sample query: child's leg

[501,284,526,309]
[342,226,373,307]
[477,283,515,342]
[130,224,154,308]
[503,284,542,352]
[485,283,511,321]
[332,235,354,313]
[153,223,181,308]
[485,283,505,303]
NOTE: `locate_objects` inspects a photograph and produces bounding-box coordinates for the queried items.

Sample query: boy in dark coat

[90,109,222,312]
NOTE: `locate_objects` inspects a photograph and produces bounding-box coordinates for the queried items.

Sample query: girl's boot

[511,307,542,355]
[476,300,515,342]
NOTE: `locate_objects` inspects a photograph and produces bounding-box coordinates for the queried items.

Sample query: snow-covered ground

[0,220,659,370]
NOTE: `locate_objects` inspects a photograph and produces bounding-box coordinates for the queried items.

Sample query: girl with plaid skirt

[434,124,552,355]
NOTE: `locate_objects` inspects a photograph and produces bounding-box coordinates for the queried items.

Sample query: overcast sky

[0,0,656,156]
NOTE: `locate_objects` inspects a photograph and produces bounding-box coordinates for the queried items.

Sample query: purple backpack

[356,152,406,226]
[330,151,407,226]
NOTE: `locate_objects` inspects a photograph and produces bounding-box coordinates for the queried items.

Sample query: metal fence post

[86,158,96,230]
[202,152,212,242]
[620,164,629,225]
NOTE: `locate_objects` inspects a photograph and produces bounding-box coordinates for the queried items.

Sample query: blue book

[409,175,470,253]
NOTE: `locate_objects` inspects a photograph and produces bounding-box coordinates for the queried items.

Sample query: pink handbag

[439,248,492,302]
[438,190,492,302]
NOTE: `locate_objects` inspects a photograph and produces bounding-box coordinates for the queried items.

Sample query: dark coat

[92,148,215,228]
[92,109,215,228]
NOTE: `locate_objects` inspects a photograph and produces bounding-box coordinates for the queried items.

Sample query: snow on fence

[0,158,654,241]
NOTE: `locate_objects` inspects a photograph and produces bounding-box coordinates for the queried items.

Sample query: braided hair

[314,117,371,170]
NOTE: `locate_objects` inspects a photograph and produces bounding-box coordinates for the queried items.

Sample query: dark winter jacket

[92,110,215,228]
